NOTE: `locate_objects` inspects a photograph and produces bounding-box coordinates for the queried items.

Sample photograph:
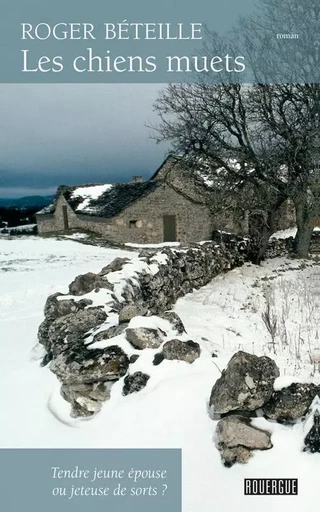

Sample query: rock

[210,351,280,414]
[99,257,130,275]
[162,339,200,363]
[72,396,102,418]
[61,382,110,418]
[44,293,78,319]
[92,324,127,342]
[47,307,107,356]
[91,278,113,292]
[41,352,53,367]
[37,319,52,350]
[153,353,165,366]
[129,354,140,364]
[159,311,186,334]
[217,415,272,450]
[50,344,130,385]
[68,272,113,296]
[103,258,123,273]
[69,272,99,295]
[263,383,318,422]
[125,327,163,350]
[122,372,150,396]
[38,294,93,349]
[220,446,252,467]
[118,303,148,324]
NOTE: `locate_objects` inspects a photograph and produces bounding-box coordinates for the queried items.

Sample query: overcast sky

[0,84,169,197]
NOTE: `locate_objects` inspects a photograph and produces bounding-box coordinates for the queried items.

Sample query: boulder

[125,327,163,350]
[263,383,318,422]
[220,446,252,467]
[44,293,93,319]
[159,311,186,334]
[69,272,99,295]
[217,416,272,450]
[122,372,150,396]
[153,353,165,366]
[50,344,130,385]
[38,294,93,349]
[91,277,114,292]
[47,307,107,356]
[38,319,52,350]
[61,382,110,418]
[210,351,280,414]
[118,303,148,324]
[129,354,140,364]
[162,339,200,363]
[68,272,113,296]
[99,257,130,275]
[92,324,127,343]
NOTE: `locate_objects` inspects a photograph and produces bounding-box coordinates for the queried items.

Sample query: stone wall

[264,236,295,258]
[264,232,320,257]
[37,235,252,415]
[37,232,299,418]
[137,240,249,313]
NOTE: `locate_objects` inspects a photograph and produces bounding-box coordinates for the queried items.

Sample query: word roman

[21,22,203,41]
[276,33,299,39]
[244,478,298,496]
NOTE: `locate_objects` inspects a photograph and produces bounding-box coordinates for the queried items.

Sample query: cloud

[0,84,169,196]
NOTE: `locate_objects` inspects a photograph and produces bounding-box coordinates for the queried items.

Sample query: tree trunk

[249,199,285,264]
[294,222,314,257]
[293,196,314,258]
[253,223,273,264]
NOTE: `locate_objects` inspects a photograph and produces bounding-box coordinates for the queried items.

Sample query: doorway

[163,215,177,242]
[62,205,69,230]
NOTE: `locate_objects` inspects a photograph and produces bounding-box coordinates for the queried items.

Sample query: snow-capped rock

[210,351,280,414]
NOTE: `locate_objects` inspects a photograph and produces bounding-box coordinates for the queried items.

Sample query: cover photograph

[0,0,319,511]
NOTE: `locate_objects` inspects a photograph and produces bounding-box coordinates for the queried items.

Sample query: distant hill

[0,195,54,208]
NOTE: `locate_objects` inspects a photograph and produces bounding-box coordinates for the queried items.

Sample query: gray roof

[37,180,161,218]
[36,154,208,218]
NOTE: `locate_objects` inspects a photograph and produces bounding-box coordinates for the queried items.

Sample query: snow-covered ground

[0,236,319,512]
[0,223,36,234]
[271,226,320,238]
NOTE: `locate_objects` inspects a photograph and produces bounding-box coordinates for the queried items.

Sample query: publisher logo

[244,478,298,496]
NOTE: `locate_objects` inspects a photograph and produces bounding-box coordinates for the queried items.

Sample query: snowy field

[0,236,319,512]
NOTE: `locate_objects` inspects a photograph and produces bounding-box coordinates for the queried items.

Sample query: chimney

[132,176,144,183]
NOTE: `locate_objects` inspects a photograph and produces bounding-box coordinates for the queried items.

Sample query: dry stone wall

[37,234,295,418]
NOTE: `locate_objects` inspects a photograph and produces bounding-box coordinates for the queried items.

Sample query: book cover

[0,0,318,511]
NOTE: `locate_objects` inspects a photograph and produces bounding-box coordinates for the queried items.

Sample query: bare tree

[152,0,320,259]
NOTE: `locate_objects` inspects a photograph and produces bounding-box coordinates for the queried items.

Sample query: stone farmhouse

[36,155,295,244]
